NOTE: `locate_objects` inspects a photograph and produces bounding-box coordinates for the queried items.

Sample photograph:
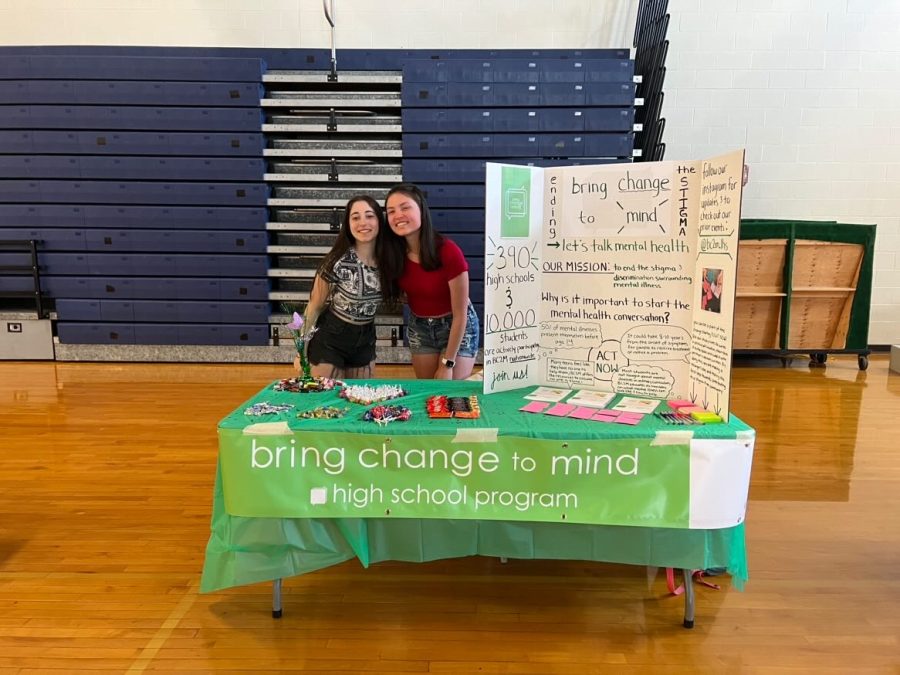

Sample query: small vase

[293,336,314,383]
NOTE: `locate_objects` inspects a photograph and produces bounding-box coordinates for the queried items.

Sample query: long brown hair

[317,195,385,280]
[381,183,445,298]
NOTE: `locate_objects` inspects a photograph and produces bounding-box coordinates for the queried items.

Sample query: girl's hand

[433,364,454,380]
[293,355,301,372]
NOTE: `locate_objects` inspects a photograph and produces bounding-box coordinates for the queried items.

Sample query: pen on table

[663,411,682,425]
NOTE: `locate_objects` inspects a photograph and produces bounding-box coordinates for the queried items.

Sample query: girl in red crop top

[382,184,480,380]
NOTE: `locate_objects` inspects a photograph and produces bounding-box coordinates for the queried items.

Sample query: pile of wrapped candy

[362,404,412,425]
[339,383,407,405]
[297,406,350,419]
[244,402,294,416]
[273,376,339,393]
[426,395,481,419]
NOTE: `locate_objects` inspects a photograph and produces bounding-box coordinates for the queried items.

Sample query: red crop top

[398,238,469,317]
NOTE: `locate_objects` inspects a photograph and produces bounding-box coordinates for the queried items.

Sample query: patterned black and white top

[321,248,381,324]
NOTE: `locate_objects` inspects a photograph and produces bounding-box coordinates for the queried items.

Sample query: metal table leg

[682,569,695,628]
[272,577,283,618]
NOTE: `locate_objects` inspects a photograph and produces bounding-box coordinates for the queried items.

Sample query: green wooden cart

[735,219,875,370]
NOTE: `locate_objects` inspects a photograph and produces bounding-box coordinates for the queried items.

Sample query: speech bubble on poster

[620,325,691,363]
[612,365,676,399]
[592,339,627,382]
[545,358,595,387]
[540,321,604,349]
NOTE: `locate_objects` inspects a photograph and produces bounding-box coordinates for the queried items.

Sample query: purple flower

[287,312,304,331]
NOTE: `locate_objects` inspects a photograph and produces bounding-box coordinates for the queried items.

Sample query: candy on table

[273,376,340,393]
[426,395,480,419]
[362,404,412,425]
[451,395,480,419]
[244,402,294,416]
[339,383,407,405]
[297,406,350,419]
[426,396,452,418]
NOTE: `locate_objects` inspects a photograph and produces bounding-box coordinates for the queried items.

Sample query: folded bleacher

[0,54,269,348]
[0,46,646,360]
[400,51,638,323]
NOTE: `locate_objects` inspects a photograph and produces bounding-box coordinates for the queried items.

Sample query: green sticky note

[691,411,723,424]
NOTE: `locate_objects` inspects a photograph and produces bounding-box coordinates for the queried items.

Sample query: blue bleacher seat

[1,55,264,82]
[420,185,485,209]
[27,130,265,156]
[83,206,267,230]
[0,204,266,229]
[0,80,263,106]
[55,298,101,320]
[0,156,264,181]
[431,209,486,232]
[0,105,263,131]
[58,320,265,347]
[82,230,266,253]
[0,180,267,205]
[132,324,179,345]
[34,276,268,300]
[99,300,135,322]
[56,322,136,344]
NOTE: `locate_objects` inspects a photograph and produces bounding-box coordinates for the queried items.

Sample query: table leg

[272,578,283,618]
[682,569,695,629]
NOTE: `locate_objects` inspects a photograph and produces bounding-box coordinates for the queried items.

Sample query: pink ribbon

[665,568,721,595]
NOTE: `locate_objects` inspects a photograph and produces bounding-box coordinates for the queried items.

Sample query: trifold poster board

[483,149,745,421]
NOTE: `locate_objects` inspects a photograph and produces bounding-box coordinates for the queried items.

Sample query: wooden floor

[0,355,898,674]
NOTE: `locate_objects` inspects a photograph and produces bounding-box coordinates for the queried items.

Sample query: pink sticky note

[545,403,577,417]
[593,414,619,423]
[668,399,695,410]
[520,400,550,414]
[618,412,645,421]
[615,416,643,425]
[567,406,597,420]
[592,410,620,421]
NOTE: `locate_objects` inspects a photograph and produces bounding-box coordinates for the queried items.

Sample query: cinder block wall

[662,0,900,344]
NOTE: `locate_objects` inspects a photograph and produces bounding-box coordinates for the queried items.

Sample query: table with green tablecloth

[201,380,754,626]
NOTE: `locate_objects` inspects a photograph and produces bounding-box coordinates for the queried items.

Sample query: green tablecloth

[219,379,753,440]
[201,380,750,592]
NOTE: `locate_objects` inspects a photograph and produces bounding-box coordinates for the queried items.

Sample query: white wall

[663,0,900,344]
[1,0,898,343]
[0,0,637,50]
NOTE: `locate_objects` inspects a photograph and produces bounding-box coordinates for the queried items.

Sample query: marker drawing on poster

[483,149,745,421]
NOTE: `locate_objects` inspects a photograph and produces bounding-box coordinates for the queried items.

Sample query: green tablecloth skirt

[201,466,748,593]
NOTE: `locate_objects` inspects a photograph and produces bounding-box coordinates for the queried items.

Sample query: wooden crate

[734,239,787,349]
[787,241,863,350]
[735,221,875,369]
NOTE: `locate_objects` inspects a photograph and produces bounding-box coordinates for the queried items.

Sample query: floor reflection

[732,354,895,503]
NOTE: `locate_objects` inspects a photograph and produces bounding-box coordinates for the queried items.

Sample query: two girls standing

[298,184,479,380]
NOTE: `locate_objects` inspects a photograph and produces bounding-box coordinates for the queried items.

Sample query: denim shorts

[407,303,480,358]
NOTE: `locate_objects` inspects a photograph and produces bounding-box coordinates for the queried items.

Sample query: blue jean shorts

[407,303,480,358]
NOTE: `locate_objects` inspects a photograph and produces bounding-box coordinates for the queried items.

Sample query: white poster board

[483,149,745,421]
